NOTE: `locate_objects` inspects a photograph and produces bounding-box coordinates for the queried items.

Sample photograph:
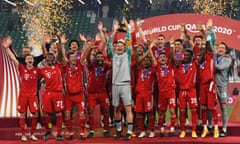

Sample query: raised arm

[41,30,51,55]
[180,24,194,48]
[215,57,232,70]
[97,21,107,52]
[80,44,91,65]
[206,19,217,55]
[136,18,147,44]
[107,20,119,58]
[79,33,89,59]
[125,19,133,56]
[55,34,67,65]
[149,40,157,66]
[2,36,19,67]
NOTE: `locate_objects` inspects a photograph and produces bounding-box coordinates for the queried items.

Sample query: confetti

[190,0,237,18]
[17,0,73,46]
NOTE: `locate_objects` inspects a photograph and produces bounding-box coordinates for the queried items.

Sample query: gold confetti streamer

[17,0,73,46]
[190,0,237,18]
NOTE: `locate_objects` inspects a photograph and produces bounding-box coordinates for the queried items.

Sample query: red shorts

[179,88,198,109]
[65,93,85,112]
[199,82,217,109]
[135,91,153,113]
[88,91,110,110]
[158,90,176,111]
[17,95,38,113]
[42,91,64,113]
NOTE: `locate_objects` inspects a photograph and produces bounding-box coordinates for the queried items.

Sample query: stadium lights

[24,0,34,6]
[97,0,102,5]
[4,0,17,7]
[78,0,85,5]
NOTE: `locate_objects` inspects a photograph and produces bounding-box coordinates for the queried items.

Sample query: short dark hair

[24,54,34,59]
[174,38,183,44]
[22,46,31,50]
[158,34,165,39]
[218,42,229,54]
[159,52,166,56]
[46,52,55,57]
[95,51,103,57]
[193,35,203,42]
[67,52,75,59]
[68,39,80,49]
[185,48,194,56]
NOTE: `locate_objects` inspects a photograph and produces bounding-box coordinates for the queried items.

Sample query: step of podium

[0,122,240,140]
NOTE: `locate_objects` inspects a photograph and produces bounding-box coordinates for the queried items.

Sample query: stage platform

[0,118,239,143]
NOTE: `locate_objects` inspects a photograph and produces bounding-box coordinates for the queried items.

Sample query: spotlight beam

[78,0,85,5]
[4,0,17,7]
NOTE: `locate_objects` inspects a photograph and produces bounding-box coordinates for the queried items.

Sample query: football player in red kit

[151,34,170,59]
[135,52,156,138]
[3,37,40,142]
[82,50,110,138]
[198,41,219,138]
[68,39,82,60]
[152,51,177,137]
[39,53,65,141]
[64,52,87,140]
[176,49,198,138]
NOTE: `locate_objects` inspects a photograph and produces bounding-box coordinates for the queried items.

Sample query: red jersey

[131,55,137,88]
[177,61,197,90]
[75,51,82,60]
[18,64,40,97]
[198,52,214,84]
[174,49,185,61]
[64,61,84,94]
[152,46,170,59]
[66,51,82,60]
[135,66,156,92]
[87,63,108,93]
[156,63,176,92]
[39,63,63,92]
[193,45,200,60]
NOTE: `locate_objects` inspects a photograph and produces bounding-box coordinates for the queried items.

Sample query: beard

[96,60,103,66]
[144,64,149,69]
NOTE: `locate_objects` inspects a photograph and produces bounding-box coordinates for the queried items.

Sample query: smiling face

[45,53,55,66]
[143,56,151,68]
[96,52,104,66]
[193,36,203,46]
[217,43,227,56]
[69,41,79,52]
[68,53,76,65]
[156,35,165,48]
[115,42,125,54]
[22,47,31,56]
[25,54,34,67]
[183,50,192,63]
[158,53,167,65]
[136,45,144,56]
[174,41,183,52]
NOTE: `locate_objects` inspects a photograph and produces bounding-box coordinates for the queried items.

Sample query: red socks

[191,109,197,131]
[56,113,63,135]
[136,114,144,131]
[30,116,38,134]
[19,117,25,136]
[79,114,86,133]
[65,118,73,133]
